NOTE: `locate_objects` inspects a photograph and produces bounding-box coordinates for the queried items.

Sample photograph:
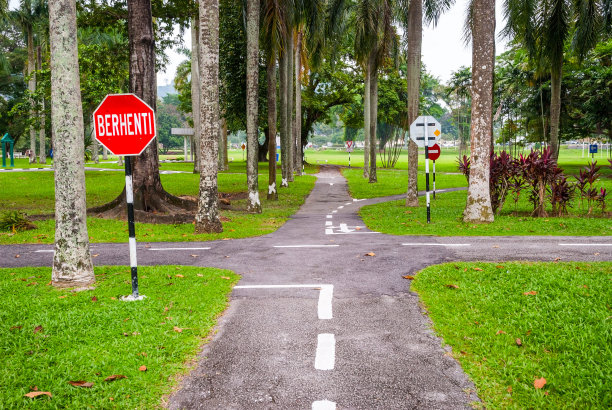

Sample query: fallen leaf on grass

[507,386,512,394]
[445,284,459,289]
[534,377,546,389]
[554,257,561,262]
[492,245,499,248]
[173,326,183,333]
[496,330,506,335]
[15,254,20,258]
[10,325,22,330]
[92,254,99,258]
[175,274,184,278]
[523,291,537,296]
[365,252,376,257]
[402,275,415,280]
[139,365,147,372]
[473,267,483,271]
[495,265,504,269]
[24,391,51,399]
[515,338,522,346]
[91,296,98,302]
[197,274,203,277]
[104,375,127,382]
[190,254,198,258]
[220,276,231,280]
[33,325,43,334]
[68,381,93,388]
[58,296,67,299]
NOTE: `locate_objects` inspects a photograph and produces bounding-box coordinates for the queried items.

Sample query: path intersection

[2,165,610,409]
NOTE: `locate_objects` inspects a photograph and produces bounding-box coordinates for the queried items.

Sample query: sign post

[345,140,354,168]
[93,94,157,300]
[428,144,441,199]
[241,143,246,161]
[409,116,441,224]
[590,144,598,159]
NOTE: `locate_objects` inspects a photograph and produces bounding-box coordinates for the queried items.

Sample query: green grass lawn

[0,265,238,408]
[0,158,53,169]
[412,262,612,409]
[0,171,316,244]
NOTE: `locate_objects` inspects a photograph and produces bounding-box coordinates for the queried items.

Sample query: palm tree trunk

[295,30,303,176]
[368,51,378,183]
[287,30,295,182]
[406,0,422,206]
[246,0,262,213]
[279,45,289,187]
[49,0,94,287]
[549,63,562,160]
[27,26,36,164]
[463,0,495,223]
[195,0,223,233]
[363,66,370,178]
[191,19,201,173]
[267,52,278,200]
[37,45,46,164]
[219,117,228,170]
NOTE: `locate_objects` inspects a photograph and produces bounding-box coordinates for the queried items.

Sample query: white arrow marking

[339,224,354,233]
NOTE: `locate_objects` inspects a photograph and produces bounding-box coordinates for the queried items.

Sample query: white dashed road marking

[326,215,333,219]
[314,333,336,370]
[325,221,332,226]
[312,400,336,410]
[558,243,612,246]
[402,243,471,247]
[148,247,211,251]
[273,245,340,248]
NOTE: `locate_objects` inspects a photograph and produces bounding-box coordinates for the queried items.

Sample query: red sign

[93,94,156,156]
[428,143,441,161]
[345,140,354,153]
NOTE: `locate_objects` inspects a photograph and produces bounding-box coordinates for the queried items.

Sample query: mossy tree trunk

[405,0,422,207]
[49,0,94,287]
[191,18,201,173]
[363,65,370,179]
[195,0,223,233]
[295,30,303,176]
[246,0,262,213]
[463,0,495,223]
[368,50,378,183]
[267,51,278,200]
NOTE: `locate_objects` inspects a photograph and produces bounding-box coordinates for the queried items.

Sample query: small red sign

[428,143,441,161]
[345,140,354,153]
[93,94,156,156]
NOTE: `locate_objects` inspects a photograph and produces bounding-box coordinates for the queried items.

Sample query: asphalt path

[2,165,611,409]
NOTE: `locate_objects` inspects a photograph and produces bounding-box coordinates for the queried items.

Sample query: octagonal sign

[93,94,156,156]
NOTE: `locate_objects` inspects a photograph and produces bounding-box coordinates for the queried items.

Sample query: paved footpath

[2,165,611,409]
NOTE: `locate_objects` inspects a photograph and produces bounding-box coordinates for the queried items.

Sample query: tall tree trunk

[195,0,223,233]
[191,19,201,173]
[128,0,162,210]
[549,63,562,160]
[267,52,278,200]
[279,45,289,187]
[37,45,46,164]
[368,51,378,183]
[91,131,99,163]
[295,30,303,176]
[27,26,36,164]
[49,0,94,287]
[363,66,370,178]
[219,116,228,170]
[103,146,108,160]
[405,0,421,206]
[463,0,495,223]
[287,30,295,182]
[246,0,261,213]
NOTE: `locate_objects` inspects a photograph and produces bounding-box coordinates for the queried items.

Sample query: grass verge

[411,261,612,409]
[0,173,316,244]
[0,265,238,408]
[360,190,612,236]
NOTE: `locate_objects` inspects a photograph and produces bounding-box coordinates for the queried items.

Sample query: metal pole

[425,125,430,224]
[124,156,139,298]
[349,151,351,168]
[433,160,436,199]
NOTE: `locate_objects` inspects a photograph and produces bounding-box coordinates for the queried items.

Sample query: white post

[184,136,188,159]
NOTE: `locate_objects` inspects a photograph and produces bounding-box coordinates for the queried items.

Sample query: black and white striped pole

[124,156,141,299]
[424,124,431,224]
[92,93,156,302]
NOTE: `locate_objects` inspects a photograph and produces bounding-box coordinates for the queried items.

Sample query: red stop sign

[93,94,156,156]
[428,143,441,161]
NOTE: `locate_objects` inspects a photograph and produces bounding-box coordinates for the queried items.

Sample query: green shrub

[0,211,36,232]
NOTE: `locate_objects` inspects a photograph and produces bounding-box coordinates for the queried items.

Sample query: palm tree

[400,0,454,205]
[463,0,495,223]
[503,0,606,159]
[48,0,95,286]
[245,0,262,213]
[195,0,223,233]
[190,16,201,173]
